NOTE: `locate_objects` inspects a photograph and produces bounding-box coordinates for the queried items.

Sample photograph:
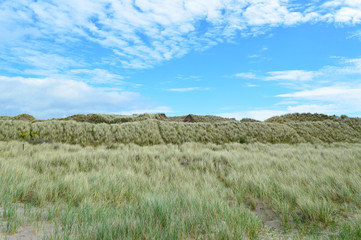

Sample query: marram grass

[1,115,361,146]
[1,141,361,239]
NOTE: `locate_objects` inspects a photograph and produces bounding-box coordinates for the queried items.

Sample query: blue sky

[1,0,361,120]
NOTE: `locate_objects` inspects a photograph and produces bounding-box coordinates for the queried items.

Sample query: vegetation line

[1,113,361,146]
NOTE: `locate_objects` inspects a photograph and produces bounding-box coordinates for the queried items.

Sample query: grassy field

[1,140,361,239]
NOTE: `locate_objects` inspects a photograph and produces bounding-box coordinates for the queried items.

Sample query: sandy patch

[1,224,55,240]
[254,200,283,231]
[0,206,57,240]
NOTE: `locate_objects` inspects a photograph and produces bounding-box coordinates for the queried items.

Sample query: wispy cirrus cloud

[277,85,361,114]
[236,57,361,84]
[265,70,320,81]
[234,70,320,83]
[273,58,361,114]
[234,72,257,79]
[278,86,361,99]
[1,0,360,70]
[167,87,201,92]
[224,57,361,119]
[176,75,202,81]
[69,69,126,85]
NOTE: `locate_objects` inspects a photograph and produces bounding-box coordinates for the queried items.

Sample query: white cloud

[219,110,287,121]
[6,48,82,72]
[277,85,361,112]
[218,104,340,121]
[321,1,343,8]
[69,68,125,85]
[225,56,361,120]
[338,58,361,74]
[319,0,361,23]
[286,104,338,114]
[0,76,167,119]
[268,57,361,114]
[265,70,319,81]
[235,72,257,79]
[335,7,361,23]
[3,0,358,69]
[167,87,201,92]
[278,86,361,99]
[253,57,361,86]
[269,57,361,93]
[242,1,304,26]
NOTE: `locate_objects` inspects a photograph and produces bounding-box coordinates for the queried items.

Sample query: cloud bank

[0,76,168,119]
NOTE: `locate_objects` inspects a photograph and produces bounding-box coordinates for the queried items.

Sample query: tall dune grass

[1,141,361,239]
[1,116,361,146]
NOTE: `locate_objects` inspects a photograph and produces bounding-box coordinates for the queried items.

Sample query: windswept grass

[1,141,361,239]
[0,113,361,146]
